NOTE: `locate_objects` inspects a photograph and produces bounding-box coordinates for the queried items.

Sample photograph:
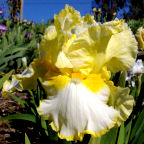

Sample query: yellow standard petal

[87,19,138,73]
[55,51,73,68]
[63,27,94,75]
[54,4,81,33]
[104,20,137,72]
[39,25,59,64]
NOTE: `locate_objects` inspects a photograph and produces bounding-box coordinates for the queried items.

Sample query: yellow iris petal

[105,28,137,72]
[64,28,94,75]
[2,78,22,97]
[2,80,13,98]
[42,75,71,94]
[55,34,76,69]
[54,4,81,33]
[135,27,144,50]
[101,66,111,80]
[104,19,125,34]
[39,26,59,64]
[14,57,58,90]
[55,51,73,68]
[108,86,134,126]
[40,7,137,75]
[88,19,137,73]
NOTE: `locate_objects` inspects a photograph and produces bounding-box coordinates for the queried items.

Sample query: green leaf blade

[0,114,36,123]
[25,133,31,144]
[0,69,14,89]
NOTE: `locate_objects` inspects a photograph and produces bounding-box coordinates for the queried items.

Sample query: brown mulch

[0,91,31,144]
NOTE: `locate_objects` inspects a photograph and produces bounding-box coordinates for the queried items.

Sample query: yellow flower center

[70,73,86,80]
[82,74,106,93]
[70,73,106,93]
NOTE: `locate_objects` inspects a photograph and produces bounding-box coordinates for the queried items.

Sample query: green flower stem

[136,75,142,100]
[118,71,126,87]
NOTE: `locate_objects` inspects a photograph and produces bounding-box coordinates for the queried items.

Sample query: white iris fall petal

[38,75,118,141]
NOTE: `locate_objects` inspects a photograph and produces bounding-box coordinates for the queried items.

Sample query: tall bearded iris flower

[3,5,137,141]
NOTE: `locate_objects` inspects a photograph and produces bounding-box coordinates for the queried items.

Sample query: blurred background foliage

[92,0,144,22]
[7,0,21,21]
[0,0,143,144]
[0,18,52,73]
